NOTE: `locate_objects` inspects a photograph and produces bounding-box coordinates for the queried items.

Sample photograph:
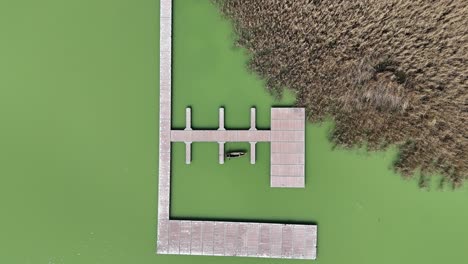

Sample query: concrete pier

[171,107,306,186]
[250,142,256,164]
[218,142,224,164]
[157,0,316,259]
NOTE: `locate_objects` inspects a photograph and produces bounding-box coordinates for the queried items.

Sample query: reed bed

[214,0,467,187]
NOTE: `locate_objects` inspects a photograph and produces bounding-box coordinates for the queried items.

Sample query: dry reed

[214,0,468,187]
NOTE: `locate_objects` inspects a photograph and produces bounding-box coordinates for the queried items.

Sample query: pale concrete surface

[158,220,317,259]
[270,108,305,188]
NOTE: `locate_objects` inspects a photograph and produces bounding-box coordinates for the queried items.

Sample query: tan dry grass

[214,0,468,187]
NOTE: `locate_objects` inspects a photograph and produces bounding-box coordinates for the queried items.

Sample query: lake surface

[1,0,467,263]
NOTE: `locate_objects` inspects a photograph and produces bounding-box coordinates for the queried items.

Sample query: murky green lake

[1,0,467,263]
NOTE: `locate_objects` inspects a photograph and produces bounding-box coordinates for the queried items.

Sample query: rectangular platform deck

[270,108,306,188]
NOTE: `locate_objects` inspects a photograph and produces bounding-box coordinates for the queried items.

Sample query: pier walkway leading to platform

[170,107,306,188]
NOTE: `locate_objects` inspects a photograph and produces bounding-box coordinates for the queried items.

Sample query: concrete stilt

[185,107,191,130]
[218,107,225,130]
[219,142,224,164]
[185,142,191,164]
[250,142,256,164]
[250,107,256,130]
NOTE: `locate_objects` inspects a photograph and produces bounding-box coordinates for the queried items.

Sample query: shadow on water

[170,216,317,226]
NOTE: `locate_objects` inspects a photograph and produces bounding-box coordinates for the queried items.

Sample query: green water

[1,0,467,263]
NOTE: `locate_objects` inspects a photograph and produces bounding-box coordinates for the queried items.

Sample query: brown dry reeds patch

[213,0,468,187]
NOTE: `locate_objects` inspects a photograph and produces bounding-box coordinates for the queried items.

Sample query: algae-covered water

[1,0,467,263]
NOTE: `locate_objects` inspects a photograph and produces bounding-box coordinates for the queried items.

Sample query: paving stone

[179,221,192,255]
[168,221,180,254]
[190,221,203,255]
[202,222,214,255]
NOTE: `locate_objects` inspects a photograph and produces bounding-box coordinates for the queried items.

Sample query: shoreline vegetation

[213,0,467,187]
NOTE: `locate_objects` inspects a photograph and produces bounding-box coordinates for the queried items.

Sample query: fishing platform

[157,0,317,260]
[171,107,306,188]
